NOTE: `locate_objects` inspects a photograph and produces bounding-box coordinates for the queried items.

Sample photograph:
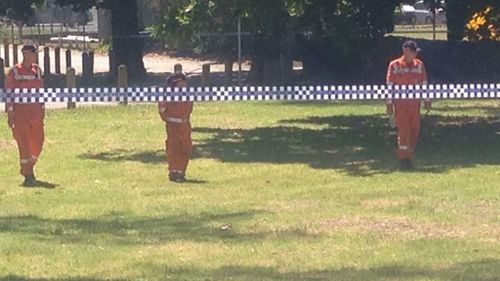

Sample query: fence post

[0,58,5,88]
[43,47,51,75]
[109,50,114,74]
[224,61,233,86]
[202,63,210,87]
[66,67,76,109]
[12,44,18,65]
[3,40,10,67]
[65,49,72,69]
[54,47,61,74]
[89,51,95,79]
[82,52,89,84]
[118,64,128,105]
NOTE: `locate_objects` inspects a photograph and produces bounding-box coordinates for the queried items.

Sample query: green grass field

[0,101,499,281]
[390,25,448,41]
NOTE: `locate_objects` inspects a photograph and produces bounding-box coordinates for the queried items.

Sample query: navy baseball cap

[402,40,421,52]
[21,44,38,53]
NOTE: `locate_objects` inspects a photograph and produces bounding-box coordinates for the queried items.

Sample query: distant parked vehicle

[413,0,446,25]
[394,4,417,25]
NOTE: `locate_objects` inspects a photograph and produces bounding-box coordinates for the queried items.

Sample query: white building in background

[35,0,93,27]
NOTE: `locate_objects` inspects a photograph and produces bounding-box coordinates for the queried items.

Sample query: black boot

[168,172,178,182]
[176,172,186,183]
[22,175,36,187]
[399,159,414,171]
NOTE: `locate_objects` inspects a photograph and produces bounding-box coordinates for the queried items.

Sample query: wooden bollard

[54,47,61,74]
[117,65,128,105]
[0,58,5,87]
[82,52,89,83]
[109,50,114,73]
[88,51,95,78]
[224,61,233,86]
[202,63,210,87]
[12,44,18,65]
[3,40,10,67]
[43,47,51,75]
[65,49,72,69]
[66,67,76,109]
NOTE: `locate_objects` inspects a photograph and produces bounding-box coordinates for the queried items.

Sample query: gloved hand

[424,100,432,111]
[7,114,14,129]
[386,104,394,115]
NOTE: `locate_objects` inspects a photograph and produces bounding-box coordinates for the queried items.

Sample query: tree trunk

[109,0,146,80]
[249,54,265,85]
[446,0,468,41]
[97,8,112,43]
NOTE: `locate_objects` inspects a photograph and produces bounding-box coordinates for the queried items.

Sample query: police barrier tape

[1,84,500,103]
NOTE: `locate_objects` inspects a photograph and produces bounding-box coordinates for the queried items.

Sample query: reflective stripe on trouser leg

[20,159,34,176]
[396,109,412,160]
[13,126,33,176]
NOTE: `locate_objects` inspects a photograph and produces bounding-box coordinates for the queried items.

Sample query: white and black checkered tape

[1,84,500,103]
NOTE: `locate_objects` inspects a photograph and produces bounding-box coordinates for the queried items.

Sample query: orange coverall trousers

[12,104,45,176]
[394,99,421,160]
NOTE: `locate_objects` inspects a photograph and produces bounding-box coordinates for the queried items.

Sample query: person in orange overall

[158,72,193,182]
[386,40,431,170]
[5,44,45,186]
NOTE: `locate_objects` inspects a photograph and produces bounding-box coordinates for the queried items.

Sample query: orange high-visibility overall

[5,63,45,176]
[159,101,193,174]
[386,56,428,160]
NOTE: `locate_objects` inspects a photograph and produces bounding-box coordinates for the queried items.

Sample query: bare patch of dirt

[360,198,411,209]
[0,138,16,150]
[320,216,500,239]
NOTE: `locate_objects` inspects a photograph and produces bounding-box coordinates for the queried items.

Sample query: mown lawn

[0,101,499,281]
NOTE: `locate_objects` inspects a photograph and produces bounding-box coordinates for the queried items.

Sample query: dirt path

[1,46,251,111]
[0,45,249,74]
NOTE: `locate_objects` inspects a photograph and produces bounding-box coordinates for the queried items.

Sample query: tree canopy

[0,0,44,26]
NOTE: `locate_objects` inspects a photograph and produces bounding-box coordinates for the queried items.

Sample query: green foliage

[55,0,106,11]
[150,0,400,58]
[446,0,500,40]
[0,0,44,25]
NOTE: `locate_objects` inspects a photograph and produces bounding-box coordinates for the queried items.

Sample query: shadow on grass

[0,259,500,281]
[152,259,500,281]
[432,103,500,117]
[0,277,126,281]
[80,149,165,164]
[2,259,498,281]
[79,114,500,176]
[26,180,59,189]
[0,210,322,245]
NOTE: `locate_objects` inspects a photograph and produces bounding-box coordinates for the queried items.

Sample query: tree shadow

[0,277,126,281]
[153,259,499,281]
[79,149,165,164]
[3,259,498,281]
[432,103,500,117]
[78,113,500,177]
[0,210,323,246]
[191,114,500,176]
